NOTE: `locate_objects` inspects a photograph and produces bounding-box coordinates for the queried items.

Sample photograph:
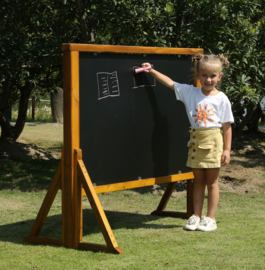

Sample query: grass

[0,159,60,191]
[0,124,62,190]
[1,125,265,269]
[19,125,63,156]
[1,190,265,270]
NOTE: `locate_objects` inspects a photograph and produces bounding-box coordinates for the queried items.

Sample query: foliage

[76,0,265,136]
[0,0,176,141]
[0,0,76,105]
[176,0,265,135]
[70,0,176,46]
[0,0,81,140]
[1,0,265,140]
[11,105,53,123]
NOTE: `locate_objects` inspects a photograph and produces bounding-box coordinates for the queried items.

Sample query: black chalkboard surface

[79,53,192,186]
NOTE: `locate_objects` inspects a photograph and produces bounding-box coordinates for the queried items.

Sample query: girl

[142,54,234,232]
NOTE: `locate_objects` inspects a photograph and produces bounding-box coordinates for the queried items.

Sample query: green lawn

[1,125,265,269]
[0,187,265,269]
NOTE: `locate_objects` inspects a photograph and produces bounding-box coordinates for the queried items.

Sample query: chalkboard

[79,53,192,186]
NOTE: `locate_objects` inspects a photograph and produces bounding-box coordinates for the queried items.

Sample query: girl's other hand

[142,63,152,72]
[221,150,230,166]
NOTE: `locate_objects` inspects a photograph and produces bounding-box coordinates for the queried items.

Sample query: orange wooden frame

[24,44,203,254]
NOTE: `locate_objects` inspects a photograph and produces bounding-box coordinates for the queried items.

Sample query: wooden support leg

[152,182,177,212]
[24,161,62,244]
[151,182,186,218]
[186,179,194,218]
[151,179,194,219]
[74,149,83,248]
[77,159,123,254]
[62,148,75,248]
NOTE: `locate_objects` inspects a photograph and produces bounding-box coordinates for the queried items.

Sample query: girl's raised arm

[142,63,174,91]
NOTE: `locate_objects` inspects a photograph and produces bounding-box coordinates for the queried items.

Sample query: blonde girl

[142,54,234,231]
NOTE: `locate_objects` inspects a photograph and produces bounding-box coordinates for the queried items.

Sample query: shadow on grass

[0,208,183,247]
[0,159,189,193]
[0,159,60,192]
[0,159,188,194]
[0,160,186,248]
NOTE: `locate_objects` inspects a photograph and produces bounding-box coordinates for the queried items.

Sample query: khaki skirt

[186,127,223,169]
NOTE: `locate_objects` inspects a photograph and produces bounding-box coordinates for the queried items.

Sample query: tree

[0,0,80,141]
[1,0,264,141]
[50,87,63,124]
[80,0,265,137]
[0,0,176,141]
[74,0,176,46]
[174,0,265,137]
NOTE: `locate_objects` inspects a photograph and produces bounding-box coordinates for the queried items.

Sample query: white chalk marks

[97,71,120,100]
[132,66,156,89]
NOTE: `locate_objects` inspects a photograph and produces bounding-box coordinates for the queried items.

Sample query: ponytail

[219,54,229,69]
[191,53,229,86]
[191,53,204,72]
[192,53,229,72]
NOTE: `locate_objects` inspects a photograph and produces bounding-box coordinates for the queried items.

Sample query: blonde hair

[191,53,229,86]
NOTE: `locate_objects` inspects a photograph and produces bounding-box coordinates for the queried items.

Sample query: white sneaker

[184,214,200,231]
[197,216,217,231]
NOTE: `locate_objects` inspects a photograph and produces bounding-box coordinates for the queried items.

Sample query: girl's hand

[140,63,174,90]
[141,63,152,72]
[221,150,230,166]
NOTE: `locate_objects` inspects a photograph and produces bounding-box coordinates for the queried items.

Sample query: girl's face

[197,62,223,94]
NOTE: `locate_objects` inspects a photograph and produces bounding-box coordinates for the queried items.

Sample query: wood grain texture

[62,43,204,55]
[74,149,83,248]
[152,182,177,212]
[81,172,194,195]
[78,160,121,251]
[151,179,194,219]
[62,50,80,248]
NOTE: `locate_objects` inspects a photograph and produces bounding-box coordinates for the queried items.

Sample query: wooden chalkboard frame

[24,44,204,254]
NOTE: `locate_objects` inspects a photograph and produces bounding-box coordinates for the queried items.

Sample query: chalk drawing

[97,71,120,100]
[132,66,156,89]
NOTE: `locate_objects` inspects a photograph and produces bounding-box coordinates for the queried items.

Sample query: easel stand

[25,149,123,254]
[24,148,194,254]
[24,44,203,254]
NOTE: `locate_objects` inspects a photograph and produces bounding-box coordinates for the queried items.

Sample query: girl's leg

[192,168,206,217]
[205,168,220,219]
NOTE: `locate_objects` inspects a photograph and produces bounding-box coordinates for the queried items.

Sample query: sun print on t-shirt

[192,104,214,127]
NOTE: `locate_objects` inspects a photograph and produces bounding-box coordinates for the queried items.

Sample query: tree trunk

[246,104,262,133]
[50,87,63,124]
[0,87,30,142]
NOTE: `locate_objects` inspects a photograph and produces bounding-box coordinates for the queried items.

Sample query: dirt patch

[0,139,58,160]
[218,130,265,194]
[0,122,62,160]
[135,130,265,196]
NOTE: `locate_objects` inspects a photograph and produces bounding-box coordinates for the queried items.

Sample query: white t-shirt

[174,82,234,128]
